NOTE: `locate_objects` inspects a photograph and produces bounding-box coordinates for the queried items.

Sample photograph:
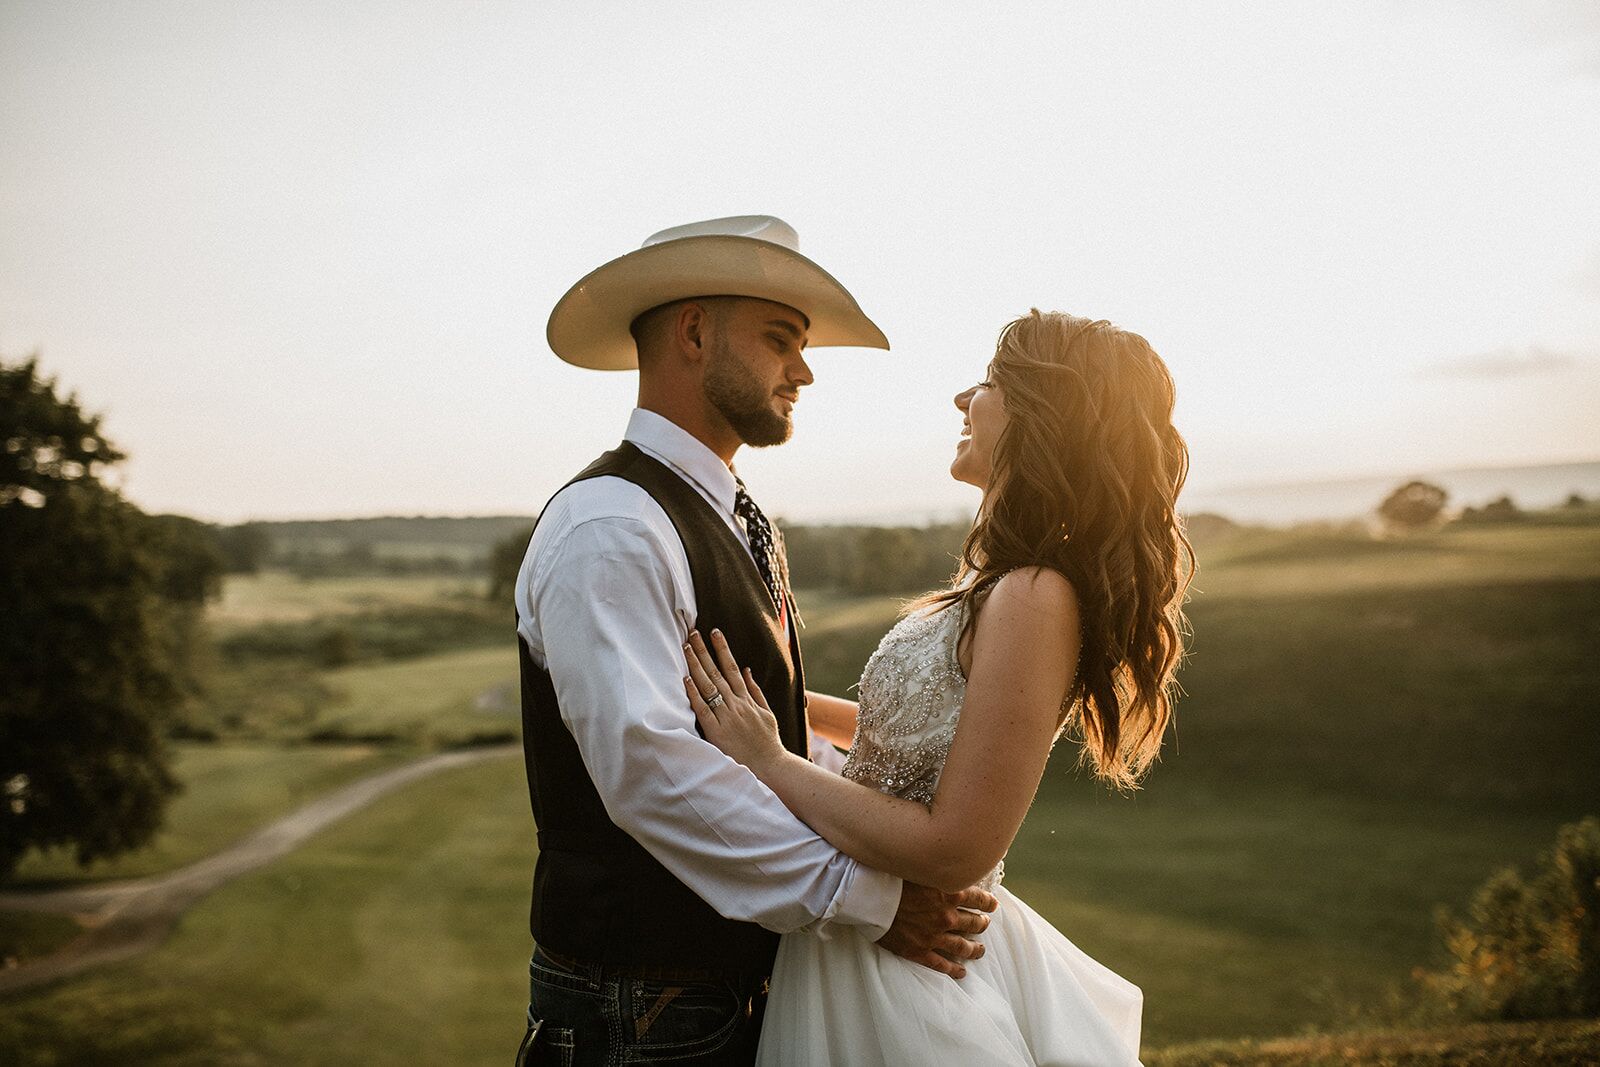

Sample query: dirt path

[0,744,518,996]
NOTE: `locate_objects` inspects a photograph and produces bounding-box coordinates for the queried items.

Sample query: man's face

[702,298,814,447]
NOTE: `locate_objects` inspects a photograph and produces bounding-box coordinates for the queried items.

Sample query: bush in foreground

[1416,816,1600,1022]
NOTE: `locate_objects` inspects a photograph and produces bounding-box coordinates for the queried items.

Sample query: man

[515,216,996,1065]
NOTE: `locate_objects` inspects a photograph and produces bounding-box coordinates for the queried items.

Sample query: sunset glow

[2,1,1596,523]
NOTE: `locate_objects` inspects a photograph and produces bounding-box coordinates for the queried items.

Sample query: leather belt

[537,946,767,989]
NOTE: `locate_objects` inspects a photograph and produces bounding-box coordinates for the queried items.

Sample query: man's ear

[675,301,710,363]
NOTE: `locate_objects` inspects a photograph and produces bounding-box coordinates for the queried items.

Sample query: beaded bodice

[840,599,1005,891]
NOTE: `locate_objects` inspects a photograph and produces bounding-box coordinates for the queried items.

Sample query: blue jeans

[515,947,769,1066]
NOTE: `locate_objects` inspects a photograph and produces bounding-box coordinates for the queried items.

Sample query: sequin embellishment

[841,600,1005,892]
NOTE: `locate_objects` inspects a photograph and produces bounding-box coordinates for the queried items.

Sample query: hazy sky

[2,1,1597,523]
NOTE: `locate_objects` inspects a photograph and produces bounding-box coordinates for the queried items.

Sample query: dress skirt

[754,885,1143,1067]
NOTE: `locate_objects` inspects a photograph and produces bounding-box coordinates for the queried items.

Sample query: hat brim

[546,235,890,370]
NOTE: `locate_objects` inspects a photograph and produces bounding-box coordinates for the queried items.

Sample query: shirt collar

[623,408,738,517]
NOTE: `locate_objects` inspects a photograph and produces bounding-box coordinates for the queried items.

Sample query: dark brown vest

[517,442,808,975]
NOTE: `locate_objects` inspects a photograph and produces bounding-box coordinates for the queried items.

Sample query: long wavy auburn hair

[912,310,1195,791]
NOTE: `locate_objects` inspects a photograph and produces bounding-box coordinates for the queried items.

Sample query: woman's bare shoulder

[986,565,1080,623]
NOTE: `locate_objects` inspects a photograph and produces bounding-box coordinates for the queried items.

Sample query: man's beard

[704,336,792,447]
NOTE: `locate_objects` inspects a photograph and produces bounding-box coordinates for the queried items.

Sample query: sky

[2,0,1597,524]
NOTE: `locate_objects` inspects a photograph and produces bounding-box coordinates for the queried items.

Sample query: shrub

[1417,816,1600,1021]
[192,663,332,738]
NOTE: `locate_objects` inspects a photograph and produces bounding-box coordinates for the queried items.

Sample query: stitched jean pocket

[621,978,746,1061]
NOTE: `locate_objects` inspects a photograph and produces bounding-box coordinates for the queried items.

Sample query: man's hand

[875,881,998,979]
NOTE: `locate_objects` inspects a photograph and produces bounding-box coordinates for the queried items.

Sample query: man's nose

[789,352,814,387]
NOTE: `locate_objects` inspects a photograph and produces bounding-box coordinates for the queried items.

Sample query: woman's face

[950,364,1008,490]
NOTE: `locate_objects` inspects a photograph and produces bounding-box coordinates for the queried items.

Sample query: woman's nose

[954,386,973,410]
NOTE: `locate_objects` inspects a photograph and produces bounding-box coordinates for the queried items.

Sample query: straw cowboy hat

[546,215,890,370]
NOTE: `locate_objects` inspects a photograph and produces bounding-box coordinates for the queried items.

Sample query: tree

[0,356,203,879]
[1378,480,1448,530]
[145,514,227,603]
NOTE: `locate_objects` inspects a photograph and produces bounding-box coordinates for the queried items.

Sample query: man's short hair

[629,297,742,365]
[628,300,686,352]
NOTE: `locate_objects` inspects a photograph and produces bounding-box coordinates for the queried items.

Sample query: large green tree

[0,357,212,878]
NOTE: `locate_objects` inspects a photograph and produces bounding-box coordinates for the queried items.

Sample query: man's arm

[527,504,901,936]
[687,568,1080,894]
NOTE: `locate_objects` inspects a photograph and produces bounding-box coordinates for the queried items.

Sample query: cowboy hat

[546,215,890,370]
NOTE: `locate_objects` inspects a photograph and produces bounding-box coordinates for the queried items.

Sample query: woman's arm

[684,567,1080,894]
[804,689,858,750]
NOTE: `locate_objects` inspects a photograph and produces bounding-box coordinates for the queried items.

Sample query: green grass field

[0,753,536,1066]
[1,742,411,969]
[0,761,1583,1060]
[9,743,407,888]
[1193,519,1600,597]
[199,570,515,744]
[1146,1017,1600,1066]
[1,518,1596,1061]
[212,572,488,630]
[793,519,1600,1044]
[314,646,520,745]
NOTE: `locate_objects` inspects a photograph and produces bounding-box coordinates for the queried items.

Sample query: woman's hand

[682,629,788,777]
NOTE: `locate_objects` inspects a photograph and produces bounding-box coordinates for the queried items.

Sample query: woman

[682,310,1193,1066]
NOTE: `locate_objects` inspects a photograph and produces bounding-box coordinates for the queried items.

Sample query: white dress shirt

[515,407,902,939]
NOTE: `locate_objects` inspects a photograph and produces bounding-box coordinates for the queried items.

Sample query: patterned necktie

[733,477,790,616]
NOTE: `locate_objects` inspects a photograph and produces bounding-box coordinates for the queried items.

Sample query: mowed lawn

[1,519,1595,1061]
[314,645,521,745]
[1,743,412,967]
[211,572,489,630]
[0,754,537,1066]
[10,742,408,888]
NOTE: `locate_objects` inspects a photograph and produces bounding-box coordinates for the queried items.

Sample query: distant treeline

[260,515,536,549]
[484,520,975,602]
[210,515,538,577]
[210,485,1596,587]
[781,522,971,593]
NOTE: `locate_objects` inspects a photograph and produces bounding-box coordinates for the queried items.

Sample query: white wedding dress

[756,601,1145,1066]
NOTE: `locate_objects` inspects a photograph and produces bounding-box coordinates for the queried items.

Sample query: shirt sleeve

[528,510,902,939]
